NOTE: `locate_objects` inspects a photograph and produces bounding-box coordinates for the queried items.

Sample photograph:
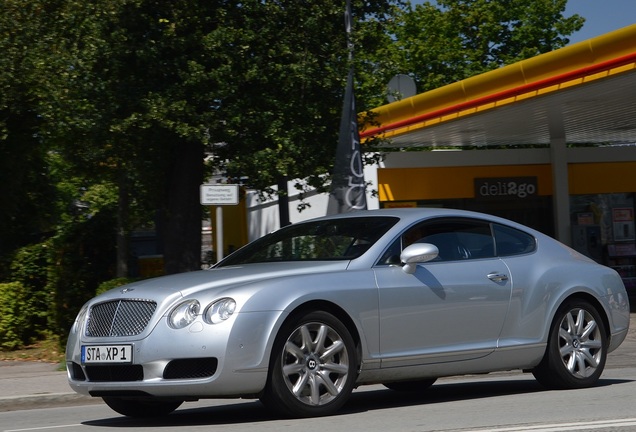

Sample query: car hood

[100,261,351,304]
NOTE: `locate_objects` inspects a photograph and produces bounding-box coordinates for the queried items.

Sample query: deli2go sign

[475,177,537,200]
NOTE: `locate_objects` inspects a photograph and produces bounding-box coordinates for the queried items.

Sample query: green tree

[0,0,59,273]
[358,0,584,106]
[209,1,398,204]
[39,0,398,273]
[41,0,218,274]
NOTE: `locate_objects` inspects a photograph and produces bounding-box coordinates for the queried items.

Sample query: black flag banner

[327,0,367,214]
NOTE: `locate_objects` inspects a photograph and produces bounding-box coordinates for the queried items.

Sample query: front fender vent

[163,358,218,379]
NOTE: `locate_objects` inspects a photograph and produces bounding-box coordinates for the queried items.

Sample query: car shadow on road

[343,375,631,415]
[81,376,632,428]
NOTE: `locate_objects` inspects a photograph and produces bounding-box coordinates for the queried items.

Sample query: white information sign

[200,184,239,205]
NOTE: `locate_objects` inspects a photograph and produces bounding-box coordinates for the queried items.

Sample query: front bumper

[66,310,281,399]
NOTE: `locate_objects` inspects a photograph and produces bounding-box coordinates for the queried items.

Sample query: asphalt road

[2,368,636,432]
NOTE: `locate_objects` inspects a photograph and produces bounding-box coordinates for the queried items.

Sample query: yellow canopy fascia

[361,23,636,141]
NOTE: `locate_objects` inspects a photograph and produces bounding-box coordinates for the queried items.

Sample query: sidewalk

[0,361,98,411]
[1,314,634,412]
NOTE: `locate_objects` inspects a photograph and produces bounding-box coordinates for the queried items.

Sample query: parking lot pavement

[1,313,635,412]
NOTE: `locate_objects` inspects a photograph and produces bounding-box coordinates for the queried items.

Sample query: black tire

[102,397,183,417]
[261,310,358,418]
[532,299,607,389]
[383,378,437,392]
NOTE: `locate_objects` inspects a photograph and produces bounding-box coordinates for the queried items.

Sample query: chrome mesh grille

[86,299,157,337]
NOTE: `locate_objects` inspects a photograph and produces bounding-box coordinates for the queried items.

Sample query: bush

[4,243,54,347]
[0,282,31,349]
[9,243,50,293]
[96,277,137,296]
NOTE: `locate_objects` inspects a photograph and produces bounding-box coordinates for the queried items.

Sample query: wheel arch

[281,300,363,365]
[532,290,610,389]
[552,291,611,341]
[260,300,362,416]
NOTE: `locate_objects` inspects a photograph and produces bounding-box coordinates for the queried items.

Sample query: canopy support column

[550,134,571,245]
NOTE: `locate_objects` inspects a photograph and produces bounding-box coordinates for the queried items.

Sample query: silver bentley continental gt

[66,208,630,418]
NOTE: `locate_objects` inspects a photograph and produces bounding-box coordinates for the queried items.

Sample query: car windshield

[217,216,399,266]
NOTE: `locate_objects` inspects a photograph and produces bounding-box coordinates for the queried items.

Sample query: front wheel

[103,397,183,417]
[261,310,358,418]
[532,299,607,389]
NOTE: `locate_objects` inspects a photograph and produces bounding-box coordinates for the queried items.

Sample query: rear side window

[379,218,495,263]
[493,224,536,256]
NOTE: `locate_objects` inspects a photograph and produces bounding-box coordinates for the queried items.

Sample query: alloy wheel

[280,321,351,406]
[557,307,604,378]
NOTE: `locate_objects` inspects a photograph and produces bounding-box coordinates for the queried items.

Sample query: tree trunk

[115,169,129,278]
[161,140,204,274]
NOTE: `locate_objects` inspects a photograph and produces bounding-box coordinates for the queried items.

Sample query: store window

[570,193,635,292]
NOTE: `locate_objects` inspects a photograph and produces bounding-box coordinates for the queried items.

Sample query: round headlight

[204,298,236,324]
[168,300,200,329]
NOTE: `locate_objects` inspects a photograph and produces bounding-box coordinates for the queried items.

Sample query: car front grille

[85,299,157,337]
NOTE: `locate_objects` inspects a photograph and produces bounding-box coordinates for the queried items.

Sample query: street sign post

[200,184,240,262]
[200,184,239,205]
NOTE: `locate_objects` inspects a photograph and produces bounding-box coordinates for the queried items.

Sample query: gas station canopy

[361,24,636,149]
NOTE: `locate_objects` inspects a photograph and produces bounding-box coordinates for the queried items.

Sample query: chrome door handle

[488,273,509,282]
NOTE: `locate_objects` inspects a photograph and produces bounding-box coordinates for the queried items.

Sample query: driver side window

[378,218,495,264]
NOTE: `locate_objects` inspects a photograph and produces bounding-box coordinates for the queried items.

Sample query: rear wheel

[261,310,357,418]
[532,299,607,389]
[383,378,437,392]
[102,397,182,417]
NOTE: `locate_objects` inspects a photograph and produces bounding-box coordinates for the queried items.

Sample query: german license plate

[81,345,133,364]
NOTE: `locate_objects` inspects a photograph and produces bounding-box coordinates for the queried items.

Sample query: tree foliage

[0,1,60,268]
[35,0,399,273]
[208,1,398,198]
[40,0,214,274]
[358,0,584,105]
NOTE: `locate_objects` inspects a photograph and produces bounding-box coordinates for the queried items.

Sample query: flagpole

[345,0,353,61]
[327,0,367,215]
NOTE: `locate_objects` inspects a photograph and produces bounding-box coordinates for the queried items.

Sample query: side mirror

[400,243,439,274]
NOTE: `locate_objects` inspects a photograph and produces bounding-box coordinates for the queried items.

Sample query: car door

[374,218,513,367]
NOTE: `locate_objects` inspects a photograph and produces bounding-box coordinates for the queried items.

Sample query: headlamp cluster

[168,298,236,329]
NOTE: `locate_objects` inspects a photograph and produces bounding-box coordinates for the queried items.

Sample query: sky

[565,0,636,44]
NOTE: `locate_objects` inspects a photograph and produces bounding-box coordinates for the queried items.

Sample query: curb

[0,393,100,412]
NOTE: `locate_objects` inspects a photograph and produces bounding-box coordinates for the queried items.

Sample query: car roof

[302,208,546,239]
[307,208,500,224]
